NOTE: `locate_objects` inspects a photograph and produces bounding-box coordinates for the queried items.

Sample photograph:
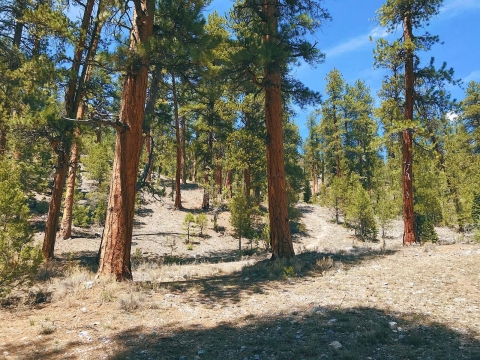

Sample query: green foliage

[183,212,195,243]
[344,180,378,241]
[72,204,92,228]
[303,178,312,203]
[415,213,439,243]
[229,191,254,253]
[0,159,42,297]
[195,213,208,236]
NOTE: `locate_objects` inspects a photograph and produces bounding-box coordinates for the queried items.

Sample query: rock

[179,356,187,360]
[329,341,342,350]
[254,355,260,360]
[81,307,87,313]
[244,277,250,281]
[240,346,246,352]
[198,349,204,355]
[84,281,94,289]
[389,321,398,330]
[328,318,337,325]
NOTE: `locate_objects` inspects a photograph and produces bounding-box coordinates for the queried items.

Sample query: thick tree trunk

[263,1,294,260]
[172,73,182,209]
[42,142,70,259]
[97,0,154,280]
[402,15,416,245]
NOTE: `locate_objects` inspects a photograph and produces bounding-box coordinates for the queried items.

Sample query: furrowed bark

[263,1,294,260]
[402,14,417,245]
[97,0,154,280]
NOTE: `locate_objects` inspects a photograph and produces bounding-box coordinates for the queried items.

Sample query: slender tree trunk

[42,142,70,259]
[263,1,294,260]
[181,116,187,184]
[42,0,95,258]
[60,125,81,240]
[60,2,105,240]
[172,72,182,209]
[193,157,197,183]
[97,0,154,280]
[202,172,209,210]
[215,151,222,194]
[225,169,232,198]
[402,14,416,245]
[143,66,161,183]
[244,167,251,198]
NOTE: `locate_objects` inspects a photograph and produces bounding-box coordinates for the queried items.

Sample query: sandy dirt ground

[1,185,480,359]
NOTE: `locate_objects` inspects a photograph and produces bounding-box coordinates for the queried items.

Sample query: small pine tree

[183,213,195,243]
[195,213,208,237]
[471,193,480,227]
[303,178,312,203]
[229,191,251,254]
[345,181,378,241]
[0,159,42,297]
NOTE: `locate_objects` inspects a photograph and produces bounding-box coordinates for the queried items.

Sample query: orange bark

[42,143,70,259]
[263,1,294,259]
[97,0,154,280]
[402,14,416,245]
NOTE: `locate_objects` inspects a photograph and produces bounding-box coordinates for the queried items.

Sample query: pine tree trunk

[225,169,232,198]
[202,172,209,210]
[181,116,187,184]
[263,1,294,260]
[402,14,416,245]
[172,73,182,209]
[97,0,154,280]
[42,142,70,259]
[145,131,152,182]
[60,3,104,240]
[215,151,222,194]
[60,126,81,240]
[43,0,95,258]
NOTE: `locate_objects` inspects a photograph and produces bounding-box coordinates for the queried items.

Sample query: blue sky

[207,0,480,139]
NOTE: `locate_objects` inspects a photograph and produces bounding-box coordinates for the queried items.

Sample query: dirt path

[3,189,480,360]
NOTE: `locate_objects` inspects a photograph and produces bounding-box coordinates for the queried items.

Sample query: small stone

[328,318,337,325]
[198,349,204,355]
[254,355,260,360]
[244,277,250,281]
[179,356,187,360]
[84,281,94,289]
[240,346,246,352]
[389,321,398,330]
[329,341,342,350]
[81,307,87,313]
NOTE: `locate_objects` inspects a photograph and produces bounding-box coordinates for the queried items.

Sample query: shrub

[72,204,92,227]
[195,213,208,236]
[183,213,195,243]
[0,159,42,297]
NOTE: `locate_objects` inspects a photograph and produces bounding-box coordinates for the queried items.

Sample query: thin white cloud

[464,70,480,83]
[325,27,388,59]
[440,0,480,17]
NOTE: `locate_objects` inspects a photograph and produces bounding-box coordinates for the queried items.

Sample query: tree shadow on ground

[129,247,398,306]
[3,306,479,359]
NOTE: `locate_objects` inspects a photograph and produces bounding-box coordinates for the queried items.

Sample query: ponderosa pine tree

[376,0,443,245]
[232,0,330,259]
[60,0,108,240]
[97,0,154,280]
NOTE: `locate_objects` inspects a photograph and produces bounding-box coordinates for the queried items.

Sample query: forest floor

[1,184,480,360]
